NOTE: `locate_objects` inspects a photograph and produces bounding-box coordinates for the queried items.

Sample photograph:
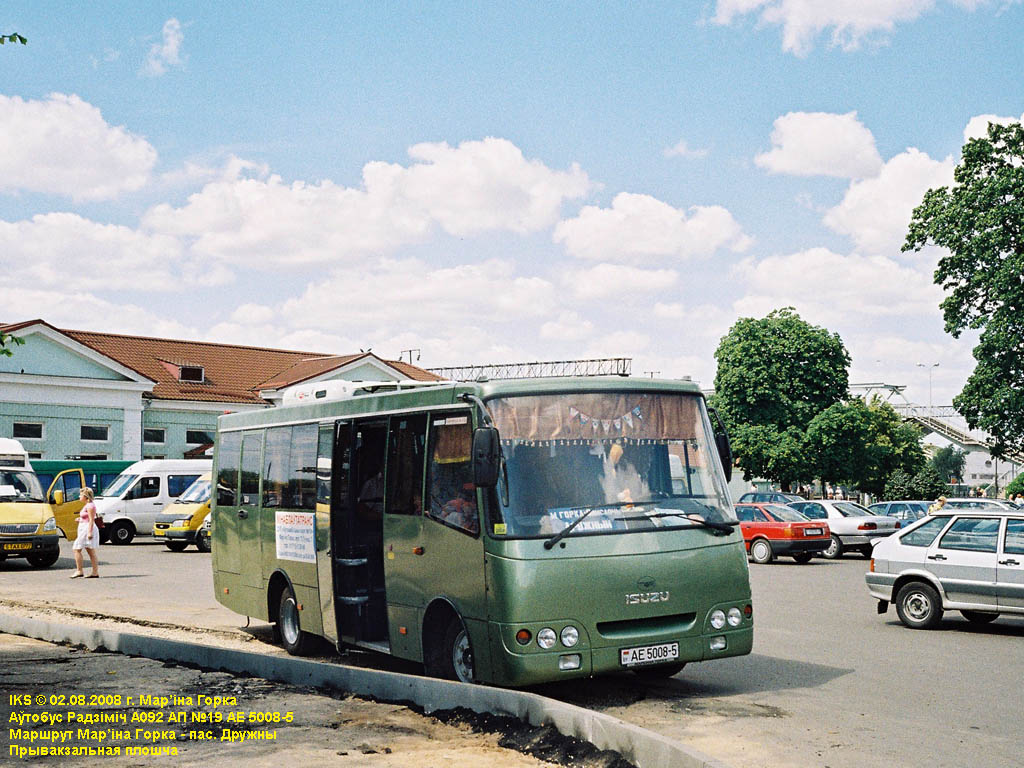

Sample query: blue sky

[2,1,1022,405]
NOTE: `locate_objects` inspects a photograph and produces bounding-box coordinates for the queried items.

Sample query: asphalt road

[3,538,1023,767]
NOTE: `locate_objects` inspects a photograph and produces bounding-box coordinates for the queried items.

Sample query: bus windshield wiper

[619,510,738,535]
[542,502,634,550]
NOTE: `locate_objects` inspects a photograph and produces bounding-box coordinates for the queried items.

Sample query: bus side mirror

[52,490,64,506]
[472,427,501,488]
[708,407,733,483]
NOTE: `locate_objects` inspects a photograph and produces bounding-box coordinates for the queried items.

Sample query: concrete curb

[0,612,730,768]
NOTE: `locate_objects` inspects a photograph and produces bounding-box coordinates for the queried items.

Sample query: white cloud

[0,93,157,201]
[144,138,591,266]
[586,331,651,357]
[663,140,709,159]
[755,111,883,179]
[732,247,943,325]
[824,148,953,254]
[142,18,185,77]
[540,311,594,341]
[713,0,947,56]
[563,263,678,300]
[962,112,1024,143]
[553,192,751,263]
[0,213,230,291]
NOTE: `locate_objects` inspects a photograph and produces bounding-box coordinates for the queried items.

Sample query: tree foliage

[712,308,850,488]
[1,33,27,45]
[1006,473,1024,499]
[911,466,948,500]
[882,469,914,501]
[805,400,873,486]
[929,445,967,484]
[904,122,1024,458]
[0,331,24,357]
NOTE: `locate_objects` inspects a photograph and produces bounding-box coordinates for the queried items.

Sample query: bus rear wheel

[277,585,315,656]
[107,520,135,545]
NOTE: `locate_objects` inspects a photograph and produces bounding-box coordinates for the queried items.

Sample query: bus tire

[277,585,315,656]
[195,528,211,553]
[440,618,475,683]
[27,550,60,568]
[107,520,135,545]
[164,541,188,552]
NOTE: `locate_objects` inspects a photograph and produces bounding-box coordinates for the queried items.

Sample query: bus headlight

[41,517,57,532]
[560,626,579,648]
[710,610,726,630]
[727,607,743,626]
[537,628,556,649]
[172,519,188,527]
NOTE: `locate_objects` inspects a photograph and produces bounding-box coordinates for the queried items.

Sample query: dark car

[738,492,804,505]
[868,501,929,524]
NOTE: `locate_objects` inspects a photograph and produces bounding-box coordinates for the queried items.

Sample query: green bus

[32,460,134,497]
[211,377,752,686]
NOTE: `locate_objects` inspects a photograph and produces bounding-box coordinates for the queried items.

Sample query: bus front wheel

[440,618,474,683]
[277,586,315,656]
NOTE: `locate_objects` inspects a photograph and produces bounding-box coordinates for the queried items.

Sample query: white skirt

[72,520,100,551]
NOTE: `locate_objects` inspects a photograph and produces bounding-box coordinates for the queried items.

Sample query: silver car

[866,510,1024,629]
[789,500,901,559]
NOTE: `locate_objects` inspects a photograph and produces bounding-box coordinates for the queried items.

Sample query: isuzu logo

[625,591,670,605]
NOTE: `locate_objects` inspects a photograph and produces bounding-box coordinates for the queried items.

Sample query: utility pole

[917,362,939,414]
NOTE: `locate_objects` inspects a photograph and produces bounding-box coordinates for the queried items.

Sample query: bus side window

[217,432,242,506]
[426,414,478,535]
[386,415,427,516]
[288,424,318,510]
[263,426,291,508]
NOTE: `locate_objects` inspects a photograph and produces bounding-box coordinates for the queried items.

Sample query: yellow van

[0,438,85,568]
[153,472,212,552]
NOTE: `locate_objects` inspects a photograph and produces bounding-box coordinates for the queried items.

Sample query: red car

[734,502,831,564]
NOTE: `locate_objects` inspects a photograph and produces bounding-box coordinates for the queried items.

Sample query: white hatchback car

[866,510,1024,629]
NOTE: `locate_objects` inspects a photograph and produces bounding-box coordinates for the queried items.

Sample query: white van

[94,459,211,544]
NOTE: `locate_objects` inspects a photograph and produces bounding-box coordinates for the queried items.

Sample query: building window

[80,425,109,442]
[144,428,166,444]
[186,429,213,445]
[27,452,42,460]
[180,365,205,383]
[13,422,43,440]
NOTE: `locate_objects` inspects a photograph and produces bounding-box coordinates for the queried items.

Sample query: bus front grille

[595,612,697,639]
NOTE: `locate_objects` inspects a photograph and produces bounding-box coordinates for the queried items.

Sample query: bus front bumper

[488,626,753,687]
[0,534,60,559]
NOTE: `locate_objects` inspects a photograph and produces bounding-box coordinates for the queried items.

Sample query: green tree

[712,308,850,489]
[882,469,914,501]
[904,122,1024,458]
[1006,473,1024,498]
[911,466,947,500]
[0,330,24,357]
[928,445,967,484]
[804,400,873,488]
[858,399,927,497]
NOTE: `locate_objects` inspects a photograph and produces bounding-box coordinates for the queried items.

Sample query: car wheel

[26,550,60,568]
[792,552,813,564]
[106,520,135,545]
[823,535,843,559]
[749,539,774,564]
[860,547,874,559]
[195,528,211,553]
[960,610,999,625]
[164,541,188,552]
[633,662,686,679]
[439,617,475,683]
[895,581,944,629]
[277,585,315,655]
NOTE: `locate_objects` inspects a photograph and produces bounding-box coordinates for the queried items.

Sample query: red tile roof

[2,320,441,404]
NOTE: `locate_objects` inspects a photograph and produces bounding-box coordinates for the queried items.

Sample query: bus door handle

[237,509,249,520]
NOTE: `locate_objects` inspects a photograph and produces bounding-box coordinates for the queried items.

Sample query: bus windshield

[99,474,137,498]
[0,470,46,502]
[488,392,735,539]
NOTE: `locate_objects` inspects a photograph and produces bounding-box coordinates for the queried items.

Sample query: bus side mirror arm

[708,407,733,483]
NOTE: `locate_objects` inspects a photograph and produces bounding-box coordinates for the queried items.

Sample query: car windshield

[99,473,137,498]
[834,501,871,517]
[487,392,735,539]
[175,476,211,504]
[764,504,806,522]
[0,470,45,502]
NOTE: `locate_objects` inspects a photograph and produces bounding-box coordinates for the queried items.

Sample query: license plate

[620,642,679,667]
[805,528,823,535]
[3,542,32,551]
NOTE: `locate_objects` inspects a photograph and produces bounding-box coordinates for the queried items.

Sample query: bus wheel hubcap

[282,600,299,645]
[452,630,473,682]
